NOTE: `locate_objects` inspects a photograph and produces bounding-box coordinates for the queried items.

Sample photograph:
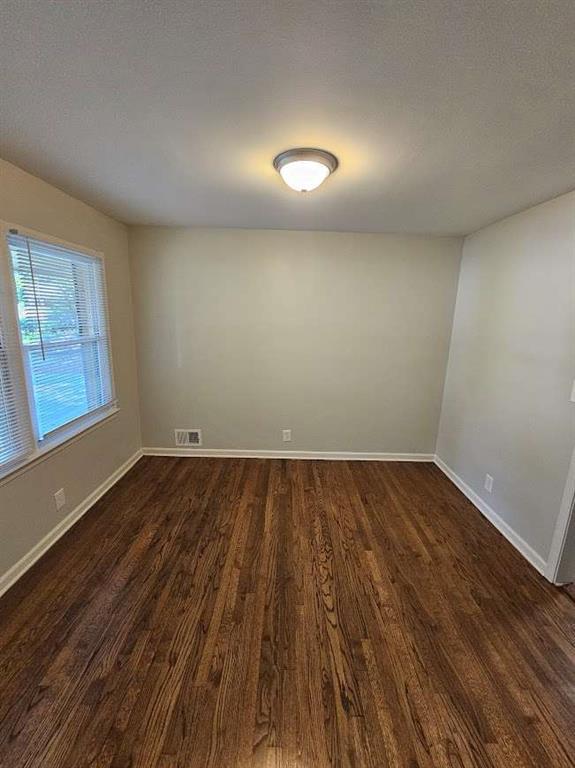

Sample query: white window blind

[0,254,34,469]
[7,233,115,442]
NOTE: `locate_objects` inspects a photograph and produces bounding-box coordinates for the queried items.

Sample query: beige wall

[437,191,575,564]
[0,159,141,580]
[130,227,462,454]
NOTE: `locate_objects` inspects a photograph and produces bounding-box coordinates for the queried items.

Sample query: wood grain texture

[0,456,574,767]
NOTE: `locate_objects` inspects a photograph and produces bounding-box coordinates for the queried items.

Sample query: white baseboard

[434,455,547,576]
[142,447,435,462]
[0,449,143,599]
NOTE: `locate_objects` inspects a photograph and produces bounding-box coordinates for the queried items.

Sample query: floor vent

[174,428,202,447]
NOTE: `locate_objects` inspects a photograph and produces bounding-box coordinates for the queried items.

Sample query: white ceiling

[1,0,574,235]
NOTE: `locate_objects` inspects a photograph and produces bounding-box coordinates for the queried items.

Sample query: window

[0,225,116,479]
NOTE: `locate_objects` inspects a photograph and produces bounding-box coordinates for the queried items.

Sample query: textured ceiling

[1,0,574,234]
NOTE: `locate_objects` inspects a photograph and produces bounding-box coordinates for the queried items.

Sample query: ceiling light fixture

[273,148,338,192]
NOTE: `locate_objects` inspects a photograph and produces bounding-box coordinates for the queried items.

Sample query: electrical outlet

[54,488,66,511]
[484,474,494,493]
[282,429,292,443]
[570,379,575,403]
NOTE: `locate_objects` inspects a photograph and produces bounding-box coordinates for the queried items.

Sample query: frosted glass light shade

[279,160,330,192]
[273,148,338,192]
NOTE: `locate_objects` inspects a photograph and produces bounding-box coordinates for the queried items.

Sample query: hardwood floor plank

[1,457,574,768]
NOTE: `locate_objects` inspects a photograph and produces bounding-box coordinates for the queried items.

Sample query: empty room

[0,1,574,766]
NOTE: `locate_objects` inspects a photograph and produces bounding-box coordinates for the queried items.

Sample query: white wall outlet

[484,474,494,493]
[282,429,292,442]
[570,379,575,403]
[54,488,66,511]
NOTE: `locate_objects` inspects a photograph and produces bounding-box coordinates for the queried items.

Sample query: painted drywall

[437,191,575,565]
[0,158,141,579]
[130,227,462,454]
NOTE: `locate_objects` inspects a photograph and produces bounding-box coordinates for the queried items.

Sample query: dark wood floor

[1,457,574,768]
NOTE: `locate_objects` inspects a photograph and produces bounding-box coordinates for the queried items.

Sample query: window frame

[0,220,119,482]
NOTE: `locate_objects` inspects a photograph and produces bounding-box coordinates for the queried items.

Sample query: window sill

[0,405,120,487]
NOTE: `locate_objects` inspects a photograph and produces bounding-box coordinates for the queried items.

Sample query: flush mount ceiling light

[273,148,338,192]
